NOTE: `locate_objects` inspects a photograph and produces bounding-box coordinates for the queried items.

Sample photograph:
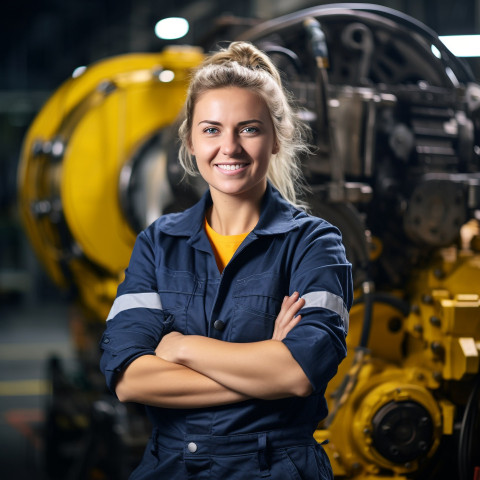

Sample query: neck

[208,184,266,235]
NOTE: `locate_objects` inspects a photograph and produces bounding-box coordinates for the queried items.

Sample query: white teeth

[217,164,244,171]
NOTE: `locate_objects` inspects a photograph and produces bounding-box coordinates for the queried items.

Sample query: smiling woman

[189,87,277,232]
[178,41,310,208]
[100,41,352,480]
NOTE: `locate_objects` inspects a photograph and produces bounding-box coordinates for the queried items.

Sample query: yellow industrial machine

[18,46,204,321]
[18,3,480,480]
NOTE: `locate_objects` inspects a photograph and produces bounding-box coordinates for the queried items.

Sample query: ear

[272,142,279,155]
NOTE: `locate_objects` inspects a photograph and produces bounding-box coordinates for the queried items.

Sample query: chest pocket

[156,268,196,333]
[232,272,284,342]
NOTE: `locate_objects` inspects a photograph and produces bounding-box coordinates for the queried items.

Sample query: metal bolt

[414,324,423,334]
[31,199,52,217]
[422,294,433,304]
[97,80,116,95]
[433,268,444,279]
[389,445,399,456]
[351,462,361,471]
[418,416,430,427]
[429,316,441,327]
[50,138,65,159]
[431,342,444,355]
[418,440,429,452]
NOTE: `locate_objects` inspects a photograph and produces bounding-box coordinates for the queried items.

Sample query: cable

[458,373,480,480]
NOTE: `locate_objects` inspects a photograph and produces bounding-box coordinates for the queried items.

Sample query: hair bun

[205,41,283,87]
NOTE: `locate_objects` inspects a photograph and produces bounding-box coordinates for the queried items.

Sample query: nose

[220,132,242,156]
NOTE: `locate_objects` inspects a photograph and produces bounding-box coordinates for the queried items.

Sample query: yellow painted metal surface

[18,47,204,318]
[315,246,480,478]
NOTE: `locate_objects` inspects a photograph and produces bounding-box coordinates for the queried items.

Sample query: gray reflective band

[107,292,163,321]
[301,291,349,332]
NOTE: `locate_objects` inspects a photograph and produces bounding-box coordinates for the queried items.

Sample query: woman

[100,41,352,479]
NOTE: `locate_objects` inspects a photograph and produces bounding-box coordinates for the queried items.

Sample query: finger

[278,292,300,316]
[279,295,294,313]
[271,312,302,341]
[277,297,304,326]
[287,314,302,329]
[276,294,302,328]
[286,296,305,317]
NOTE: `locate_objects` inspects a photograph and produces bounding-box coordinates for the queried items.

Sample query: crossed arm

[115,292,312,408]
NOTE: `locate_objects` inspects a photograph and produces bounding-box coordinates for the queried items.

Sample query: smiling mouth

[216,163,249,171]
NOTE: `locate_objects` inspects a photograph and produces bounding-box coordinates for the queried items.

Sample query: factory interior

[1,0,480,479]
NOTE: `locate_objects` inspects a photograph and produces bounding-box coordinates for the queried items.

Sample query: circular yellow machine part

[18,47,204,318]
[314,301,444,478]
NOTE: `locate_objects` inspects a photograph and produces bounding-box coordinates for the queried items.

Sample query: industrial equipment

[18,4,480,479]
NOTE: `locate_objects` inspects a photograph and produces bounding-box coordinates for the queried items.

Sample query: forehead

[193,87,270,120]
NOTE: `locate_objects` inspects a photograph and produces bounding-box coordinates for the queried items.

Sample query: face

[189,87,278,202]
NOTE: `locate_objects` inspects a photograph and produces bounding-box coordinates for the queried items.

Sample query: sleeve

[99,229,174,393]
[282,220,353,394]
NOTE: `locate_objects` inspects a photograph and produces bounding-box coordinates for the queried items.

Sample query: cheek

[258,143,275,165]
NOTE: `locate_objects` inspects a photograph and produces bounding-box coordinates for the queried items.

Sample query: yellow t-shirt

[204,218,249,272]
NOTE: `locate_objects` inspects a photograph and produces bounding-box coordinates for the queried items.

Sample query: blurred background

[1,1,480,479]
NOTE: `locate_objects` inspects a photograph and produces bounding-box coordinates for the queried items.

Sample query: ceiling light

[155,17,189,40]
[439,35,480,57]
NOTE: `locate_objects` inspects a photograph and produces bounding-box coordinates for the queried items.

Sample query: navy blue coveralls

[100,183,353,479]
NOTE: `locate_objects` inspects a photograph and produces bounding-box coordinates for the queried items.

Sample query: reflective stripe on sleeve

[301,291,349,332]
[107,292,163,321]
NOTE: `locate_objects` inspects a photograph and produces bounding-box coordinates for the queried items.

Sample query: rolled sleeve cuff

[282,323,346,394]
[99,313,175,394]
[100,331,157,394]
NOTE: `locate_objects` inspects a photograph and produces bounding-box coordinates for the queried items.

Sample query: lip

[214,163,250,175]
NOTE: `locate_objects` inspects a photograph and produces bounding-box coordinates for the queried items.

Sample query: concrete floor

[0,299,73,480]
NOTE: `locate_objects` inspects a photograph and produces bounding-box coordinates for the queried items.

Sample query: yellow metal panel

[18,47,204,315]
[443,336,479,380]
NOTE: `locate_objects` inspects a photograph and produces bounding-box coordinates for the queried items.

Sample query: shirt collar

[253,183,300,235]
[157,182,301,237]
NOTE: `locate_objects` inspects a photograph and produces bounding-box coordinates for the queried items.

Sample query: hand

[155,331,184,363]
[272,292,305,341]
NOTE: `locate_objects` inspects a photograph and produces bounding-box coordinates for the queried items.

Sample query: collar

[157,182,302,238]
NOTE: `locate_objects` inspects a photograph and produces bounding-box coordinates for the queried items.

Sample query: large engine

[18,4,480,479]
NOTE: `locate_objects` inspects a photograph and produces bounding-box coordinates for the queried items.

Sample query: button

[103,337,110,344]
[213,320,225,331]
[187,442,197,453]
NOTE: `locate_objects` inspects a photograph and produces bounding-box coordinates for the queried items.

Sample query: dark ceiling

[2,0,478,93]
[1,0,258,92]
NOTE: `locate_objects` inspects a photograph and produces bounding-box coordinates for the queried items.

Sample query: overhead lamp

[439,35,480,57]
[155,17,189,40]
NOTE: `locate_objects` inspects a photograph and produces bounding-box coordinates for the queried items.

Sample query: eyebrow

[197,119,264,126]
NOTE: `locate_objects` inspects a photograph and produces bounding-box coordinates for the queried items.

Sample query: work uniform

[100,183,353,479]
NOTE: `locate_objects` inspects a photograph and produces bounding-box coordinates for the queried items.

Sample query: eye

[203,127,219,135]
[241,126,259,134]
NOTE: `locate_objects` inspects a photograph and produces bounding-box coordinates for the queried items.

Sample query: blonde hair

[178,41,310,206]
